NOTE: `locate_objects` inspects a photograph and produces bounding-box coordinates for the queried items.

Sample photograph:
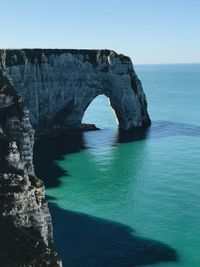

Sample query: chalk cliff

[0,49,150,266]
[0,49,150,134]
[0,72,62,267]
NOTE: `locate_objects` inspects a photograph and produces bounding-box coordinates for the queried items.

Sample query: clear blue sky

[1,0,200,64]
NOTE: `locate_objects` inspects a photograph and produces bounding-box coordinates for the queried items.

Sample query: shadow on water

[49,202,178,267]
[33,132,85,188]
[32,122,189,266]
[34,120,200,189]
[117,120,200,143]
[117,127,150,143]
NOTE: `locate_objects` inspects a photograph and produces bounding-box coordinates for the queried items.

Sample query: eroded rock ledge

[0,49,150,135]
[0,72,62,267]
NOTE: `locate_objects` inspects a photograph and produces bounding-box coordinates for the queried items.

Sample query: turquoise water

[34,64,200,267]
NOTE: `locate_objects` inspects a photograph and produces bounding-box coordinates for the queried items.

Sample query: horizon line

[134,62,200,65]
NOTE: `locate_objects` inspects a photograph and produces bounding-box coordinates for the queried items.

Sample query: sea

[34,64,200,267]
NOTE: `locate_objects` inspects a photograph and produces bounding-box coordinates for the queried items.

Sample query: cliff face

[0,72,62,267]
[0,49,150,133]
[0,49,150,266]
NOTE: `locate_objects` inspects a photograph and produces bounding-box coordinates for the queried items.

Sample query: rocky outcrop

[0,72,62,267]
[0,49,150,134]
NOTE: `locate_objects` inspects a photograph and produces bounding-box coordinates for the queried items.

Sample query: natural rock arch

[82,94,118,127]
[0,49,151,267]
[0,49,151,133]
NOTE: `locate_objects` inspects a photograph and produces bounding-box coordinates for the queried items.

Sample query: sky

[0,0,200,64]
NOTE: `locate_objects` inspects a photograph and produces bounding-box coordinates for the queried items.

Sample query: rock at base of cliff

[0,217,62,267]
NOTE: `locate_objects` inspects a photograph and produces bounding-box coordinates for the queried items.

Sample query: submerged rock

[80,123,100,131]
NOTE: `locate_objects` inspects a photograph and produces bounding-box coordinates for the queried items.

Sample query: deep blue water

[34,64,200,267]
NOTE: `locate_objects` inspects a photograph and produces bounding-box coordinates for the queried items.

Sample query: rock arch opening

[82,94,118,129]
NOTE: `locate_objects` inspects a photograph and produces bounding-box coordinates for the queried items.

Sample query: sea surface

[34,64,200,267]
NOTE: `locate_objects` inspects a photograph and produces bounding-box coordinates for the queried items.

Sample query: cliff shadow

[117,127,150,143]
[33,132,85,188]
[117,120,200,143]
[49,202,178,267]
[33,120,200,188]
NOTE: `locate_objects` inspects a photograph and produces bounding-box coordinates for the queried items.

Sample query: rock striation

[0,72,62,267]
[0,49,150,134]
